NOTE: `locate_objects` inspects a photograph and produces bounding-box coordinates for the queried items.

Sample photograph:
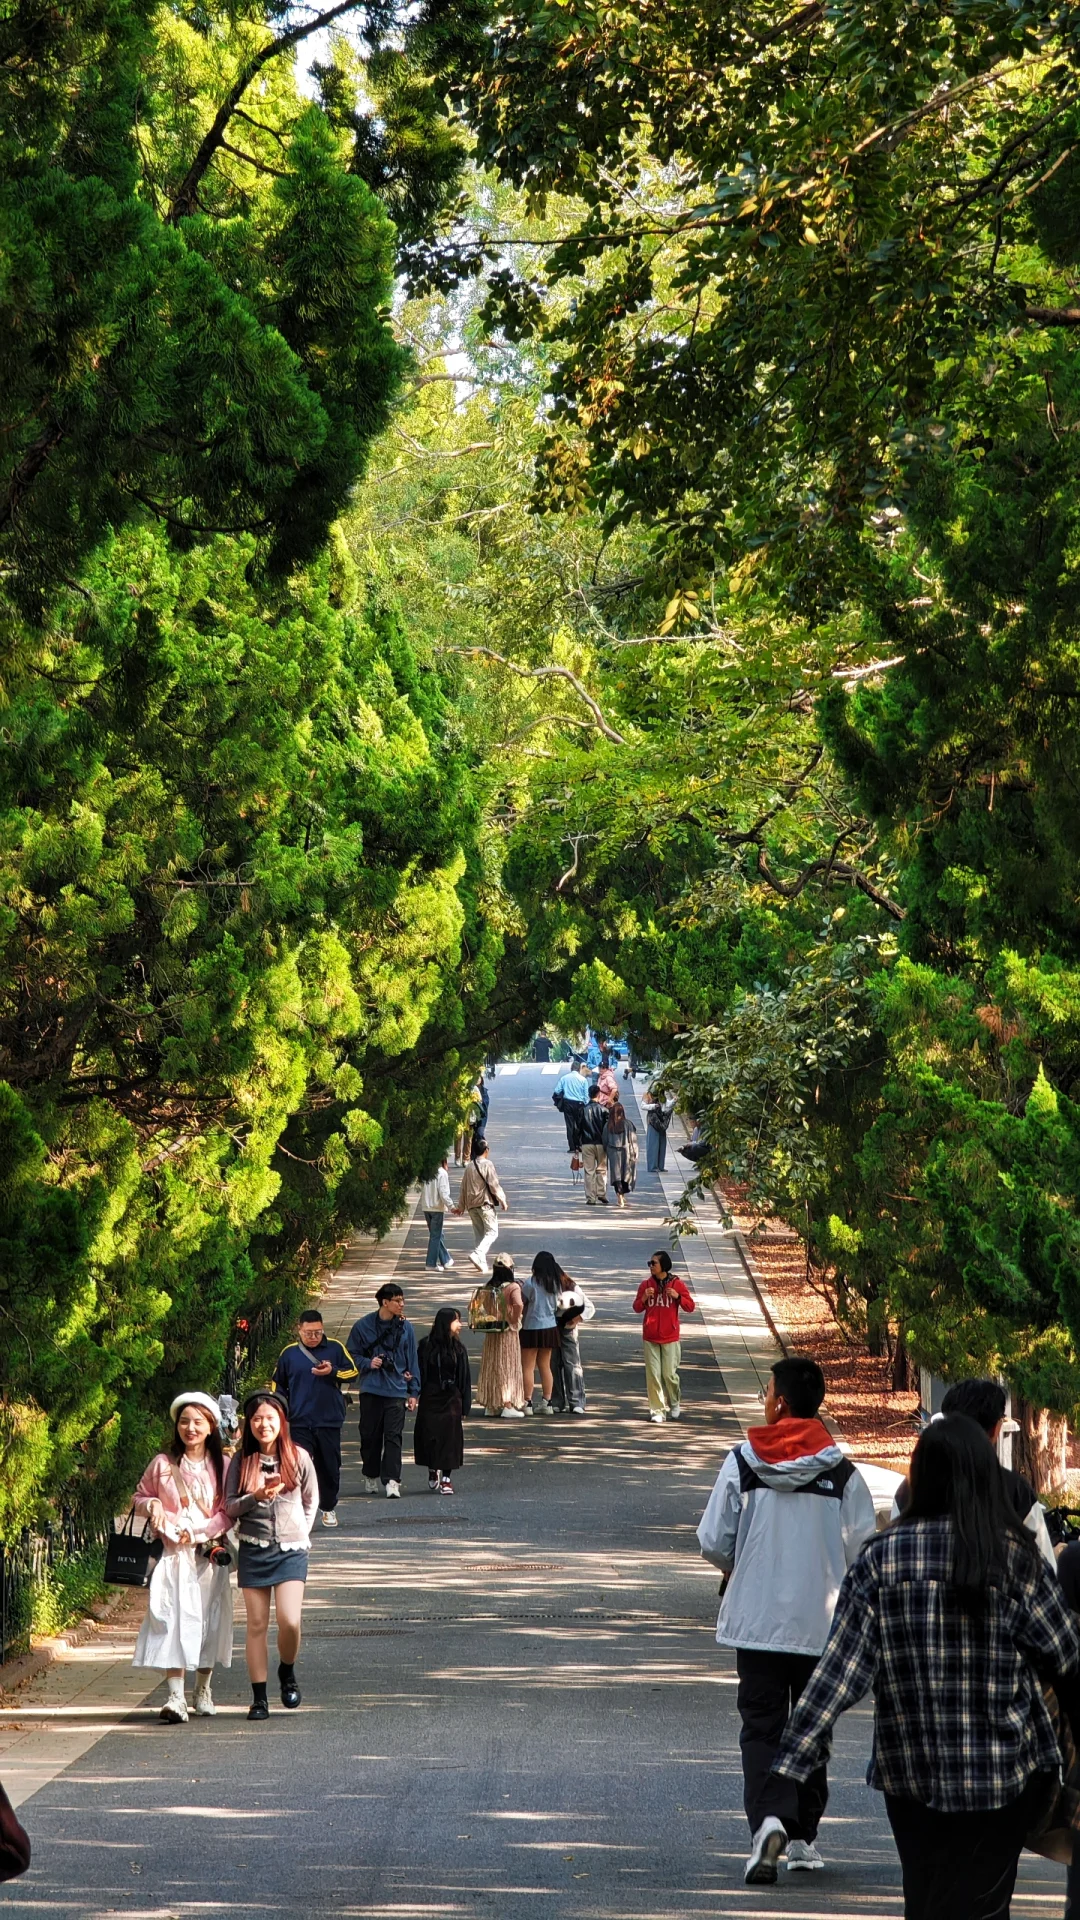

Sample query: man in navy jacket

[346,1284,420,1499]
[273,1310,357,1528]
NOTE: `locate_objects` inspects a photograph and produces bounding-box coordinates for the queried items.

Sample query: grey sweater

[225,1448,319,1549]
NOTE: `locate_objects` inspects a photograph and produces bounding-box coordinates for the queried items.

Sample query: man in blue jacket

[272,1310,357,1529]
[346,1284,420,1499]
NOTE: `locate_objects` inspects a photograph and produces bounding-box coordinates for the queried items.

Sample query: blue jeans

[425,1210,449,1268]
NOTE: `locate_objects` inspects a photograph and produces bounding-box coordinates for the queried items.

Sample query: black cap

[242,1389,289,1420]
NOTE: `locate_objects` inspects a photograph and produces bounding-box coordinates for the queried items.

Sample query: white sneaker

[668,1404,682,1420]
[192,1676,215,1717]
[362,1476,381,1495]
[540,1400,555,1415]
[440,1258,455,1269]
[745,1817,786,1885]
[468,1254,485,1272]
[160,1680,189,1724]
[501,1407,526,1418]
[786,1841,824,1871]
[386,1479,402,1499]
[321,1510,339,1528]
[650,1411,665,1424]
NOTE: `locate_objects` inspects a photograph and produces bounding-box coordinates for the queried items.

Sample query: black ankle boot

[247,1681,269,1722]
[278,1661,301,1709]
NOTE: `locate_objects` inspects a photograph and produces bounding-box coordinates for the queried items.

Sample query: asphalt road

[7,1065,1068,1918]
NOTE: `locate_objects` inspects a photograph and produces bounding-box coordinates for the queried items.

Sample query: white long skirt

[132,1545,234,1672]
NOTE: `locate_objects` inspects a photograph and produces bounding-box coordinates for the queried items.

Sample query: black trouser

[359,1395,406,1484]
[563,1107,583,1152]
[885,1770,1054,1920]
[736,1649,827,1842]
[289,1423,342,1511]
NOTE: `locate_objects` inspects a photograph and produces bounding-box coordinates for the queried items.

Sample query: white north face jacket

[697,1418,877,1657]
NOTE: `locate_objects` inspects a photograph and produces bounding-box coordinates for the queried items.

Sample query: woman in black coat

[414,1308,472,1494]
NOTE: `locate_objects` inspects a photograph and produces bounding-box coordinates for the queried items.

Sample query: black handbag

[104,1509,163,1586]
[677,1138,710,1162]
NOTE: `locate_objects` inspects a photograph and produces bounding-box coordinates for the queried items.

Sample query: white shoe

[386,1480,402,1499]
[321,1509,339,1528]
[540,1400,555,1416]
[192,1675,215,1717]
[745,1818,786,1885]
[160,1680,189,1724]
[668,1404,682,1420]
[650,1411,665,1423]
[501,1407,526,1418]
[362,1476,381,1494]
[428,1470,441,1492]
[468,1253,484,1271]
[440,1258,455,1269]
[585,1198,596,1206]
[786,1841,824,1871]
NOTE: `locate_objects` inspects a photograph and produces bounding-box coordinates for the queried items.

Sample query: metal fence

[224,1302,289,1398]
[0,1506,109,1668]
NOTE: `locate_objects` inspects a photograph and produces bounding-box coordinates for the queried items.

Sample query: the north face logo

[818,1478,834,1490]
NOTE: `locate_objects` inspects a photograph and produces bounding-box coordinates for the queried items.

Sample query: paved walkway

[0,1064,1067,1917]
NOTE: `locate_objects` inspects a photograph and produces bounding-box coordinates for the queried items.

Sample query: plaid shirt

[775,1516,1080,1811]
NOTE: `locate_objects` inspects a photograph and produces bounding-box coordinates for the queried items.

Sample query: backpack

[468,1281,510,1333]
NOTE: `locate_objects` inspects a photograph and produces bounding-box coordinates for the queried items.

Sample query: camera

[198,1542,233,1567]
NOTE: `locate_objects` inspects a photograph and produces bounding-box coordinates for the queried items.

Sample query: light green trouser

[644,1339,680,1414]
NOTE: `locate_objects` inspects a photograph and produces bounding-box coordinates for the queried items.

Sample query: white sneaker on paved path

[386,1480,402,1498]
[160,1679,188,1725]
[745,1817,787,1884]
[362,1476,381,1494]
[192,1675,215,1716]
[668,1404,682,1420]
[428,1471,440,1491]
[650,1412,665,1423]
[440,1258,455,1269]
[501,1407,525,1418]
[540,1400,555,1415]
[786,1840,824,1870]
[321,1510,339,1527]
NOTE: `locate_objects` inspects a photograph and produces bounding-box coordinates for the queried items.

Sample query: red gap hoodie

[632,1274,696,1344]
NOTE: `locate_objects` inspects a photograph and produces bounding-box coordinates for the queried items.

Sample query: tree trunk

[891,1325,913,1392]
[1011,1394,1068,1494]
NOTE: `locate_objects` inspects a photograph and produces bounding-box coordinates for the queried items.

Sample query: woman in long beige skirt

[475,1252,526,1418]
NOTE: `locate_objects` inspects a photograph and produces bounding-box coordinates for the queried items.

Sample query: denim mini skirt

[237,1541,309,1589]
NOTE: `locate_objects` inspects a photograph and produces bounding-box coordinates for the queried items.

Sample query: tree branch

[435,645,627,744]
[168,0,366,223]
[754,846,907,920]
[1025,304,1080,326]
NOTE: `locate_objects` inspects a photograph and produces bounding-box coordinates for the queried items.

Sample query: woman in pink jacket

[131,1392,234,1723]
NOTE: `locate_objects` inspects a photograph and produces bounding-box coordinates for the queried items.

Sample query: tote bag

[104,1510,163,1587]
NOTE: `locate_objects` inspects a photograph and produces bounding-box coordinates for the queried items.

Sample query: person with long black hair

[414,1308,472,1493]
[520,1251,562,1414]
[225,1391,318,1720]
[132,1392,234,1722]
[772,1414,1080,1918]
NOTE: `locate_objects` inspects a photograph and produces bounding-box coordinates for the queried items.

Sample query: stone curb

[0,1582,138,1698]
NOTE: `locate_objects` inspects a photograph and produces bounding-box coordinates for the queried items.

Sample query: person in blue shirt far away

[272,1310,357,1529]
[346,1285,420,1499]
[552,1057,590,1153]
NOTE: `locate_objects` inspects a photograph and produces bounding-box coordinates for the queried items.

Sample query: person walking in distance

[346,1284,420,1498]
[458,1136,507,1274]
[132,1392,234,1722]
[642,1083,676,1172]
[633,1252,695,1421]
[595,1060,619,1108]
[421,1154,455,1272]
[520,1250,562,1415]
[602,1098,638,1208]
[773,1415,1080,1917]
[576,1083,610,1205]
[697,1356,876,1883]
[272,1309,357,1530]
[550,1274,595,1416]
[414,1307,472,1493]
[474,1251,527,1418]
[225,1391,319,1720]
[552,1056,589,1154]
